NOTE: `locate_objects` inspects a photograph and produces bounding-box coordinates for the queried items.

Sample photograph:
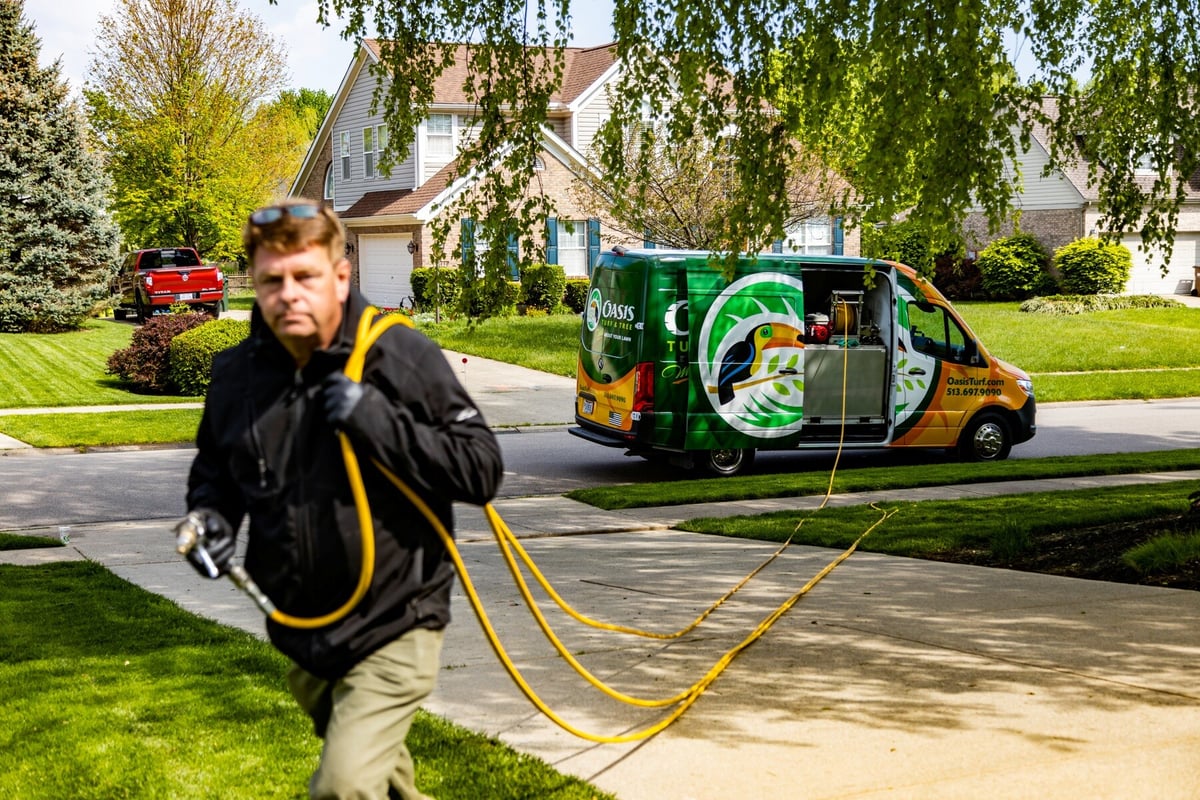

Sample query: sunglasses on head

[249,203,323,225]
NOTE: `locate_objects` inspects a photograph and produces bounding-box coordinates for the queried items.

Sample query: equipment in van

[572,249,1035,476]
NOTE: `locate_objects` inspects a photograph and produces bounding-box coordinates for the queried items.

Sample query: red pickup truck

[113,247,226,323]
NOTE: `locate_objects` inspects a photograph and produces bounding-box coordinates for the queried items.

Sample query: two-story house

[291,40,856,308]
[962,99,1200,295]
[290,39,635,307]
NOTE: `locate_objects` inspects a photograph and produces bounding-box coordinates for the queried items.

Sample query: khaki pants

[288,627,445,800]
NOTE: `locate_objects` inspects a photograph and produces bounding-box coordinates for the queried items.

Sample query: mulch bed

[929,512,1200,592]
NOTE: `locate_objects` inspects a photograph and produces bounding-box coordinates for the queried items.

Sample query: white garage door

[1122,233,1199,295]
[358,235,414,308]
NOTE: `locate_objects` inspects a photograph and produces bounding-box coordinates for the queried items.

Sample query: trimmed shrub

[1020,293,1179,315]
[106,312,212,393]
[457,271,520,318]
[1054,237,1132,295]
[519,263,568,312]
[169,318,252,396]
[411,266,461,312]
[976,233,1057,300]
[563,278,590,313]
[933,254,986,301]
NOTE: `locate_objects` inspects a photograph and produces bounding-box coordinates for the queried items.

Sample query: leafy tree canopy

[308,0,1199,277]
[86,0,297,261]
[275,88,333,140]
[0,0,120,332]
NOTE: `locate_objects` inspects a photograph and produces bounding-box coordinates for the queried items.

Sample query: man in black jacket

[183,199,503,799]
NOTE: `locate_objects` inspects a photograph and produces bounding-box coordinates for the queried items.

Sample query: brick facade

[961,209,1084,257]
[295,140,333,205]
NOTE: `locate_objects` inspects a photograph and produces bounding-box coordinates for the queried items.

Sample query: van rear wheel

[958,413,1011,461]
[700,447,755,477]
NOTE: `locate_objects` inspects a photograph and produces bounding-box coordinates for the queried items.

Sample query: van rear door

[576,255,647,434]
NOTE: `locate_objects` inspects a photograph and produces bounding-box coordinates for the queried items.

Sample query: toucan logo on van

[697,273,806,439]
[586,288,637,332]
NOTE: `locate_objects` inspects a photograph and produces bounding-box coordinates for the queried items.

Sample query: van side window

[907,301,972,363]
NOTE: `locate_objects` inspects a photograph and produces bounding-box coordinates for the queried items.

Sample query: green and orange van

[571,248,1036,476]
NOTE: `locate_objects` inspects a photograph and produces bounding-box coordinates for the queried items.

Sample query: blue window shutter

[772,239,784,253]
[643,228,656,249]
[460,218,475,266]
[506,231,519,279]
[545,217,559,265]
[833,217,844,255]
[587,217,601,274]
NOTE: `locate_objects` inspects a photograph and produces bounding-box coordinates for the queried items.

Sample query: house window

[557,219,588,277]
[363,126,388,179]
[427,114,453,158]
[339,131,351,180]
[323,163,334,200]
[782,218,833,255]
[1133,152,1158,177]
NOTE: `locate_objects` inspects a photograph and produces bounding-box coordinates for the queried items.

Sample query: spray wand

[173,512,277,616]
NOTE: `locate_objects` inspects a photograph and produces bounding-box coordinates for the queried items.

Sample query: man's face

[252,243,351,365]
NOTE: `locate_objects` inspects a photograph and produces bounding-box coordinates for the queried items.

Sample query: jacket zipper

[291,368,315,587]
[246,349,269,490]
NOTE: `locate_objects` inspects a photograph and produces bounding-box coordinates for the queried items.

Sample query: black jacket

[187,290,503,679]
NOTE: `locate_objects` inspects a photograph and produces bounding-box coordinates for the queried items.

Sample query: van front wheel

[700,447,755,477]
[958,413,1011,461]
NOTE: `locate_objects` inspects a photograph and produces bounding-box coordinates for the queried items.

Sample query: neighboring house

[291,39,638,307]
[963,99,1200,295]
[291,40,855,307]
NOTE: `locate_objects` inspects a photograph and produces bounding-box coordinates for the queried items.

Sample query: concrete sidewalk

[5,474,1200,799]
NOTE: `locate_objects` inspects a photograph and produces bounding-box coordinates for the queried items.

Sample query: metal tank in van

[571,248,1036,476]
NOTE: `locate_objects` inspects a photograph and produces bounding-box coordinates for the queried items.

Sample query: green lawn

[0,320,196,408]
[0,408,202,448]
[421,314,582,377]
[567,448,1200,509]
[677,481,1194,566]
[958,303,1200,401]
[0,562,614,800]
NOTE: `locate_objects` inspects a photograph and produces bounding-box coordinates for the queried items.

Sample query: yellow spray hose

[260,304,894,742]
[377,447,897,742]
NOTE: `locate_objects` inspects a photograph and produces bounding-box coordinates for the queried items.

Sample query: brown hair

[242,199,346,268]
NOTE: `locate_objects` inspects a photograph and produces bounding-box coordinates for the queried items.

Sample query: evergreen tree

[0,0,120,332]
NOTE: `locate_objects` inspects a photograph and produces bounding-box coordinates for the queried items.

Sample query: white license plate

[176,292,199,301]
[582,399,594,414]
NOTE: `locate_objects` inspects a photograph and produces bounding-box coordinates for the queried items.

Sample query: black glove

[320,372,366,431]
[182,508,235,579]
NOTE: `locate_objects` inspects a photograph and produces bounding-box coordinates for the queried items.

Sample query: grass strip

[0,562,613,800]
[0,409,204,448]
[0,533,61,551]
[1029,369,1200,403]
[1123,532,1200,573]
[677,481,1193,558]
[567,449,1200,510]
